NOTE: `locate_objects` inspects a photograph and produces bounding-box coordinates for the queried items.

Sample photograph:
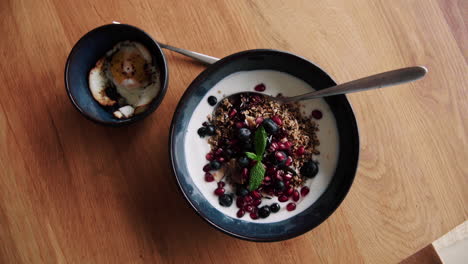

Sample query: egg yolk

[110,48,150,89]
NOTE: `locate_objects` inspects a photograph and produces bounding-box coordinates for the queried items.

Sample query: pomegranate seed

[284,173,293,181]
[214,188,225,196]
[278,143,287,150]
[244,195,253,204]
[242,168,249,179]
[250,212,259,219]
[217,181,225,188]
[285,156,293,166]
[284,181,291,187]
[205,173,215,182]
[203,164,211,172]
[229,109,237,118]
[228,139,239,145]
[254,83,266,92]
[236,197,244,208]
[251,190,261,199]
[287,202,296,211]
[245,205,254,212]
[285,142,293,149]
[278,195,289,202]
[237,209,245,218]
[269,142,279,152]
[215,148,224,156]
[312,109,323,119]
[275,151,287,162]
[272,115,283,126]
[276,170,285,178]
[292,190,300,202]
[252,199,262,206]
[301,186,310,197]
[286,187,294,196]
[251,206,258,214]
[217,157,225,163]
[264,176,271,182]
[205,153,214,161]
[235,121,245,128]
[296,146,305,156]
[255,117,264,125]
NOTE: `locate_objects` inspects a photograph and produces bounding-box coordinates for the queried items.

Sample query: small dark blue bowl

[170,49,359,242]
[65,24,168,126]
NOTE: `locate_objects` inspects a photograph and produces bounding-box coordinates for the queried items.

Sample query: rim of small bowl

[169,49,360,242]
[64,24,169,126]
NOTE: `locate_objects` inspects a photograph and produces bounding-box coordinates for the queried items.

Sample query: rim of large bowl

[169,49,360,241]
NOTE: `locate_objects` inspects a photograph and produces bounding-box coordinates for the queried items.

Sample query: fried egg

[88,41,161,118]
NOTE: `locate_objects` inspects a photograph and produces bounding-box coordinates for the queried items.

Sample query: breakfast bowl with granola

[170,50,359,241]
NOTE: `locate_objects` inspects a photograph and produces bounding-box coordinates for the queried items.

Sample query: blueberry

[262,119,279,134]
[270,203,280,213]
[300,160,319,178]
[207,96,217,106]
[236,186,250,197]
[210,160,221,170]
[237,128,251,141]
[205,125,216,136]
[197,127,207,137]
[219,194,233,207]
[274,181,285,191]
[258,206,271,218]
[238,156,250,168]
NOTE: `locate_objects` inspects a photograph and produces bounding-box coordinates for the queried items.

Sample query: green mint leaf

[248,161,266,190]
[245,152,258,160]
[254,126,267,158]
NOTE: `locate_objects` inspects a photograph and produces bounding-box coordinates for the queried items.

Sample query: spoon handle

[282,66,428,102]
[158,42,220,65]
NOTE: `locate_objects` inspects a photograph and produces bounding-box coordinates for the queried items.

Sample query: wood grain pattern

[0,0,466,263]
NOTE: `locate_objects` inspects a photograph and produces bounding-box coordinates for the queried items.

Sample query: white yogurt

[184,70,339,223]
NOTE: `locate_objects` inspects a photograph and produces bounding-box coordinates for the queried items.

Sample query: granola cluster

[207,94,319,187]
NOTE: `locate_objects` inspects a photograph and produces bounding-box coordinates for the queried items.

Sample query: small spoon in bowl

[218,66,427,106]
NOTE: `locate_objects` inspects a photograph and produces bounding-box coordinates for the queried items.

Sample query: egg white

[88,41,161,118]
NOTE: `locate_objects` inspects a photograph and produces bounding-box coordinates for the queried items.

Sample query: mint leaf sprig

[245,126,267,190]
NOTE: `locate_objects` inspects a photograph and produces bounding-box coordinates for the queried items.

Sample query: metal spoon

[218,66,427,105]
[111,21,220,65]
[158,42,219,65]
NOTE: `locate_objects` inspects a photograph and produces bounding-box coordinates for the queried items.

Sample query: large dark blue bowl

[170,49,360,242]
[65,24,168,126]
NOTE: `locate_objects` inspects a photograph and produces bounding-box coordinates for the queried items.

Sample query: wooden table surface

[0,0,466,263]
